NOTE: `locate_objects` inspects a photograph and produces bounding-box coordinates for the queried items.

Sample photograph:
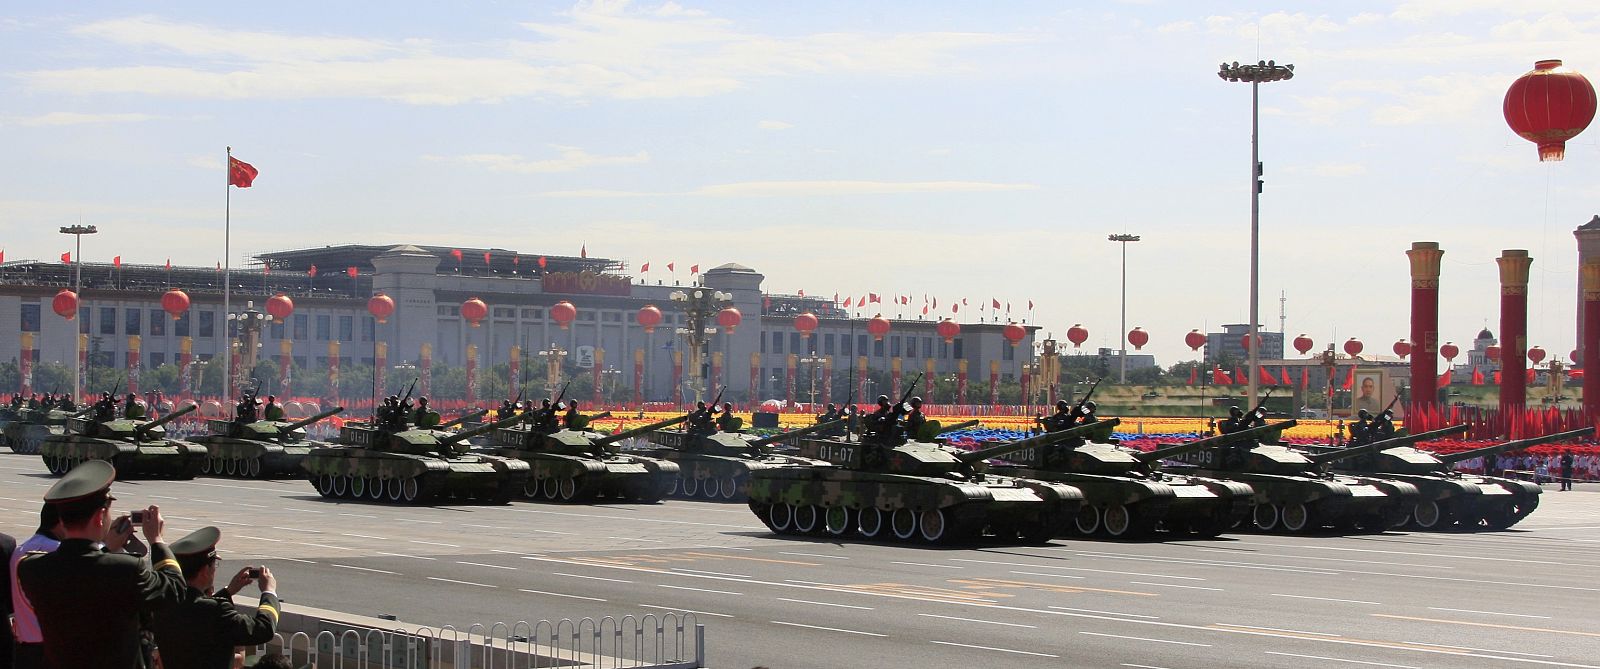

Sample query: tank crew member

[1369,409,1396,441]
[562,401,583,430]
[262,395,282,421]
[532,399,560,433]
[715,403,739,433]
[149,527,280,669]
[28,394,42,410]
[17,461,188,668]
[497,399,516,423]
[125,393,145,420]
[865,395,901,444]
[411,397,432,427]
[1038,400,1073,432]
[902,397,927,440]
[686,401,715,437]
[818,403,839,423]
[235,392,259,424]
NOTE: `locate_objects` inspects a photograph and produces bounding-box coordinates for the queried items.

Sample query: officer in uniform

[1,529,13,669]
[149,527,280,669]
[9,504,62,669]
[16,460,188,668]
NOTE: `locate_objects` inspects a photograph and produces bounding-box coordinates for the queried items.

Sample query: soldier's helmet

[909,397,923,409]
[1081,400,1097,413]
[826,403,836,410]
[566,400,579,411]
[266,395,276,403]
[1228,406,1244,419]
[541,399,552,408]
[696,401,707,410]
[1357,409,1372,421]
[877,395,890,406]
[1379,409,1394,420]
[1056,399,1069,411]
[417,397,429,407]
[722,402,733,412]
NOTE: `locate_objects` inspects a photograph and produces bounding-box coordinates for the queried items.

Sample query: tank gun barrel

[1307,424,1468,464]
[440,411,533,445]
[134,403,197,436]
[1435,427,1595,464]
[586,411,614,421]
[957,418,1123,465]
[749,418,848,447]
[939,419,981,434]
[594,415,689,446]
[437,408,489,430]
[282,406,345,434]
[1136,420,1298,464]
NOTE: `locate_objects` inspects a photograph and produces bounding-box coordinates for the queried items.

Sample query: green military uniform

[16,460,188,669]
[150,527,280,669]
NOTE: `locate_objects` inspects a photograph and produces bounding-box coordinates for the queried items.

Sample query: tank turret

[1435,427,1594,465]
[807,419,1112,477]
[1306,425,1468,465]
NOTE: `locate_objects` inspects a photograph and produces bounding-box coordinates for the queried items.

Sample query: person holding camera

[16,460,188,668]
[149,526,280,669]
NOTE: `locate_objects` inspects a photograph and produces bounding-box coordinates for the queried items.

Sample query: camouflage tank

[1166,412,1419,532]
[488,415,685,503]
[747,423,1099,545]
[40,404,205,479]
[989,417,1265,538]
[643,418,848,501]
[4,407,73,455]
[190,406,345,478]
[301,412,531,505]
[1305,426,1587,530]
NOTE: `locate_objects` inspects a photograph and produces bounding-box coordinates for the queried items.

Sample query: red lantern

[367,293,395,324]
[1066,324,1088,348]
[550,300,576,330]
[636,305,663,334]
[1504,60,1596,162]
[936,319,961,344]
[461,298,488,328]
[1185,329,1206,351]
[51,289,78,319]
[265,294,295,321]
[794,312,819,338]
[1528,346,1547,364]
[1572,349,1581,363]
[1439,342,1459,361]
[716,307,742,334]
[1127,327,1148,350]
[1003,323,1027,348]
[160,289,190,320]
[1393,339,1411,359]
[1293,334,1314,355]
[1344,338,1364,358]
[866,315,890,341]
[1486,345,1502,363]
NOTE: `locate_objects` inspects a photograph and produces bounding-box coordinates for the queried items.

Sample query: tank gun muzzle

[1307,424,1468,465]
[281,406,346,434]
[1434,427,1595,465]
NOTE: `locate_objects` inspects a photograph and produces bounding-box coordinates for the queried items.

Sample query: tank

[300,412,532,505]
[189,407,345,478]
[40,404,206,479]
[4,407,73,455]
[1164,416,1420,533]
[488,414,685,503]
[989,418,1262,538]
[746,423,1097,545]
[643,419,850,501]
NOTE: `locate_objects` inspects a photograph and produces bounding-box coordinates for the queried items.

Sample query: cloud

[74,16,391,60]
[757,120,793,130]
[1155,20,1194,34]
[1390,0,1597,22]
[424,147,649,173]
[1309,162,1367,177]
[1284,95,1365,125]
[925,148,952,156]
[1370,74,1502,125]
[4,112,163,127]
[531,179,1037,197]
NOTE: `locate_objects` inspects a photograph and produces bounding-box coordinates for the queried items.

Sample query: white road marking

[149,495,180,500]
[271,526,318,533]
[552,572,633,584]
[775,598,874,610]
[1048,606,1160,619]
[952,558,1204,580]
[396,518,442,524]
[339,532,389,540]
[1422,642,1553,658]
[528,529,574,535]
[1280,544,1600,569]
[297,543,352,551]
[278,508,324,514]
[1129,581,1223,591]
[237,535,282,542]
[1264,652,1417,668]
[1221,624,1341,637]
[464,524,508,530]
[1427,607,1551,619]
[770,621,885,637]
[1071,549,1337,576]
[1190,547,1454,570]
[232,502,267,508]
[640,605,732,618]
[408,540,459,548]
[672,568,751,579]
[659,584,742,596]
[917,613,1035,628]
[374,551,434,561]
[189,498,224,504]
[779,552,849,560]
[507,507,756,529]
[890,561,962,569]
[247,555,316,564]
[426,576,496,588]
[1121,664,1172,669]
[1010,571,1085,580]
[929,641,1056,657]
[337,512,377,519]
[1272,593,1382,605]
[1080,632,1210,647]
[332,564,399,575]
[606,536,665,542]
[519,588,605,602]
[457,561,517,571]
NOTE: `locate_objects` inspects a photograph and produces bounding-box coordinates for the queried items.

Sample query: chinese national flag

[581,245,587,259]
[450,249,463,263]
[691,264,699,275]
[1342,365,1356,390]
[346,266,358,278]
[1027,299,1034,310]
[870,293,880,303]
[228,156,258,188]
[307,265,318,277]
[538,256,547,269]
[991,298,1001,309]
[798,289,805,297]
[60,252,71,263]
[165,258,171,270]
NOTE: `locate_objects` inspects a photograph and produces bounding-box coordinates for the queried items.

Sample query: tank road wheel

[536,477,557,501]
[350,475,366,498]
[401,477,421,503]
[1483,504,1519,531]
[824,507,855,536]
[315,474,333,497]
[1074,506,1101,535]
[387,478,404,502]
[1252,503,1279,531]
[1280,502,1318,533]
[769,503,794,532]
[720,475,740,501]
[890,508,918,540]
[200,457,214,475]
[918,509,949,543]
[793,505,820,533]
[666,476,679,497]
[558,476,580,502]
[1412,500,1443,529]
[523,479,541,498]
[334,475,349,498]
[858,508,886,538]
[247,458,263,478]
[1102,504,1139,538]
[701,476,722,500]
[368,477,385,501]
[682,476,700,498]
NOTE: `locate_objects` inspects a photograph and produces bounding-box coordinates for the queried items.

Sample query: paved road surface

[1,451,1596,669]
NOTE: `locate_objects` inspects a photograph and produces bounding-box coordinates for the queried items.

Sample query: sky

[2,1,1599,368]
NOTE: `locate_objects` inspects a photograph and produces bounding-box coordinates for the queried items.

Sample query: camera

[129,511,145,523]
[246,567,262,578]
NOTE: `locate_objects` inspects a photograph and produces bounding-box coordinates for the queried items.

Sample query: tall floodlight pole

[1219,59,1294,404]
[59,224,97,403]
[1108,233,1140,383]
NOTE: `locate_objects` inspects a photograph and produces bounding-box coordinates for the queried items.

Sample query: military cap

[171,526,222,562]
[44,459,115,504]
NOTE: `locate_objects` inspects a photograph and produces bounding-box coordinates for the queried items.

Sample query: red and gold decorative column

[178,337,193,402]
[509,345,522,396]
[374,341,387,407]
[1407,242,1443,414]
[748,352,761,405]
[957,359,969,405]
[710,351,722,401]
[278,339,293,396]
[593,348,605,405]
[1498,250,1532,413]
[19,333,33,397]
[633,349,645,405]
[1020,364,1032,408]
[229,341,243,398]
[923,358,935,402]
[785,354,797,407]
[419,342,433,398]
[988,359,1000,406]
[126,335,141,394]
[1582,262,1600,421]
[671,350,684,406]
[890,357,903,399]
[465,343,478,406]
[327,341,341,407]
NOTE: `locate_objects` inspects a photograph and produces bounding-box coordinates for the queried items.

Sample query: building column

[1498,250,1533,414]
[1583,262,1600,422]
[1407,242,1442,412]
[1572,216,1600,356]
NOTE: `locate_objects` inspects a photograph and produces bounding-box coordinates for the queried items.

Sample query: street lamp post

[1108,233,1141,383]
[59,224,97,403]
[669,287,731,404]
[538,343,567,397]
[601,366,623,403]
[800,354,825,409]
[1219,59,1294,405]
[226,301,273,398]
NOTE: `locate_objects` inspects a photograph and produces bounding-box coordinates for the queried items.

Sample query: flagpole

[224,146,233,405]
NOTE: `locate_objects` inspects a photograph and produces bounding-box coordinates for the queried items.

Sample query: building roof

[1478,328,1494,340]
[255,244,623,278]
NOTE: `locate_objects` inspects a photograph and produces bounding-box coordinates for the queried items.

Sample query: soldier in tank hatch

[901,397,926,440]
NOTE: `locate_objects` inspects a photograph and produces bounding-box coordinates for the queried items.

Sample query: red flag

[870,293,880,303]
[450,249,463,263]
[1279,366,1292,386]
[667,262,675,272]
[833,293,838,304]
[113,256,121,268]
[1235,366,1247,383]
[538,256,547,269]
[1526,368,1536,384]
[1259,366,1278,385]
[1493,370,1502,384]
[483,252,492,265]
[513,255,520,266]
[962,298,968,306]
[763,295,772,310]
[0,250,4,263]
[691,264,699,274]
[215,261,221,271]
[263,264,270,274]
[1213,367,1232,385]
[798,289,805,297]
[165,258,171,270]
[932,297,938,309]
[952,304,959,314]
[1439,369,1453,386]
[1342,365,1355,390]
[307,265,318,277]
[581,245,587,259]
[922,306,929,315]
[640,262,649,272]
[60,252,71,263]
[1472,366,1485,385]
[228,156,258,188]
[1300,367,1310,388]
[1027,299,1034,310]
[991,298,1001,309]
[346,266,358,278]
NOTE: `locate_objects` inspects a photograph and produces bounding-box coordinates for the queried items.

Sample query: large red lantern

[265,294,294,321]
[1065,324,1088,348]
[1185,329,1206,351]
[367,293,395,324]
[936,319,961,344]
[717,307,742,334]
[550,300,577,329]
[1504,60,1596,162]
[1126,327,1148,351]
[160,289,190,320]
[1293,334,1314,355]
[636,305,663,333]
[51,289,78,319]
[1344,338,1364,358]
[1393,339,1411,359]
[1528,346,1547,364]
[794,312,819,338]
[866,315,890,341]
[1439,342,1459,361]
[1003,323,1027,348]
[1486,345,1502,363]
[461,298,488,328]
